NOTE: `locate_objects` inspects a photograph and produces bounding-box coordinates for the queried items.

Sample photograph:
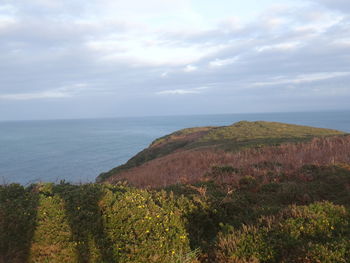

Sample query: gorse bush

[1,165,350,262]
[0,183,195,263]
[99,186,191,262]
[214,201,350,263]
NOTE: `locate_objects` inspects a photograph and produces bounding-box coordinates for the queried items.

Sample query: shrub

[0,184,38,263]
[239,176,258,191]
[0,183,196,263]
[214,201,350,263]
[99,186,191,263]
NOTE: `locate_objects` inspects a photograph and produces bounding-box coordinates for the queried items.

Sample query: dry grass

[99,121,345,182]
[107,135,350,188]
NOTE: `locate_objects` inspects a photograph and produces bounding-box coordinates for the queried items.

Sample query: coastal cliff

[2,121,350,262]
[98,121,347,187]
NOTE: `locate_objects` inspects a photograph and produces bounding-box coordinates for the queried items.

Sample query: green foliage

[1,165,350,262]
[0,184,38,263]
[0,183,195,263]
[238,176,258,190]
[99,186,191,262]
[166,164,350,261]
[200,121,344,143]
[30,183,81,262]
[215,202,350,263]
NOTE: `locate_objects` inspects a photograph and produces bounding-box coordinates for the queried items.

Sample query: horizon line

[1,109,350,123]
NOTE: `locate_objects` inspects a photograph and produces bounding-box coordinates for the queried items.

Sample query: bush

[214,201,350,263]
[0,183,196,263]
[99,186,191,262]
[0,184,38,263]
[239,176,258,191]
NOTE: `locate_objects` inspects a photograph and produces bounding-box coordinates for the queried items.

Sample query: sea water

[1,111,349,184]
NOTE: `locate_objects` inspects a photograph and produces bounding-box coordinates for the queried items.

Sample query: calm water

[1,111,349,184]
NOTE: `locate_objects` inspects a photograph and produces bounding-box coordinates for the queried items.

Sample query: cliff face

[97,121,347,187]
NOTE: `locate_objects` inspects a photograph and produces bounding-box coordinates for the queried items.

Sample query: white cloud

[0,91,69,100]
[86,33,223,66]
[0,4,17,30]
[255,42,301,52]
[184,64,198,72]
[156,86,208,95]
[0,83,89,100]
[252,72,350,87]
[161,72,169,78]
[209,57,238,67]
[0,4,16,13]
[0,16,16,28]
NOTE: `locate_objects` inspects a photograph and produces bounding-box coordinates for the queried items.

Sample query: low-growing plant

[1,183,198,263]
[106,135,350,188]
[214,201,350,263]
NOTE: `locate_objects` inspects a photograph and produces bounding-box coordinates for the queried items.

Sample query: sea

[1,111,349,185]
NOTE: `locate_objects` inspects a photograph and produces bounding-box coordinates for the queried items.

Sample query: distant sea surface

[1,111,350,184]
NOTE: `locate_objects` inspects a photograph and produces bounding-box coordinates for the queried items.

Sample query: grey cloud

[0,1,349,120]
[311,0,350,12]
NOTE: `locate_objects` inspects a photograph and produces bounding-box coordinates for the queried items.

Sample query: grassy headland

[97,121,346,186]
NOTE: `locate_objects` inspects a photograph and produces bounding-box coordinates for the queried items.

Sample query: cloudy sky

[0,0,349,120]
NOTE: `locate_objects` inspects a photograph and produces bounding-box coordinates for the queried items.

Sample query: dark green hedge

[0,183,197,263]
[214,201,350,263]
[1,164,350,262]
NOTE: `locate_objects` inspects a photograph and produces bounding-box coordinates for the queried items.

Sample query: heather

[106,135,350,188]
[214,201,350,262]
[97,121,344,182]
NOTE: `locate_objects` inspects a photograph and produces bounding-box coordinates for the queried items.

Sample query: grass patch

[98,121,345,182]
[200,121,343,142]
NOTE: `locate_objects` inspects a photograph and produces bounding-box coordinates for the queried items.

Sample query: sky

[0,0,350,120]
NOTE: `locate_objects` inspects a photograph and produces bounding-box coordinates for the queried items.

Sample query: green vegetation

[200,121,343,142]
[97,121,345,182]
[0,184,38,263]
[165,165,350,257]
[0,183,196,263]
[2,121,350,262]
[215,201,350,262]
[2,164,350,262]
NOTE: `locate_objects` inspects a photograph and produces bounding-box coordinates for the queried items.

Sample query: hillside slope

[97,121,347,187]
[2,166,350,262]
[2,121,350,263]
